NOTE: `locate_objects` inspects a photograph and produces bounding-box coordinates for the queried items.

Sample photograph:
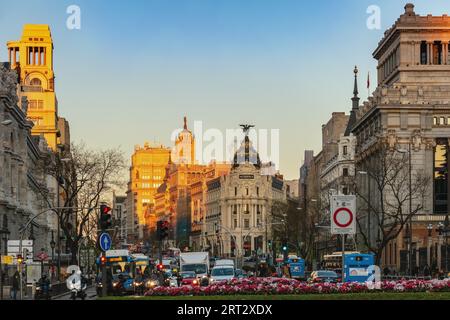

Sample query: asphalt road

[53,285,97,300]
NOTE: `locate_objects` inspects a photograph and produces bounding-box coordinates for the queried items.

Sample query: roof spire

[183,116,187,130]
[345,66,360,136]
[353,66,359,97]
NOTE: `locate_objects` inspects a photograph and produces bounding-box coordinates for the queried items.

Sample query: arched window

[30,78,42,87]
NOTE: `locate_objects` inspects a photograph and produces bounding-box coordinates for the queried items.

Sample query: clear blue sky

[0,0,449,179]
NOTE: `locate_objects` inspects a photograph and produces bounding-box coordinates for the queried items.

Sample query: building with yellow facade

[7,24,65,151]
[128,142,171,235]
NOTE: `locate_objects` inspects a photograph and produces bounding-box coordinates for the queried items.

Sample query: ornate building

[0,63,55,266]
[203,126,286,260]
[172,116,195,165]
[352,4,450,272]
[7,25,67,151]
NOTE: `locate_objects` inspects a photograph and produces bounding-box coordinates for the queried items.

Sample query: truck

[179,252,210,281]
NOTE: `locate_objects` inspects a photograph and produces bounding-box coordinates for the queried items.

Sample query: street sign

[7,240,33,262]
[1,255,13,265]
[331,195,356,235]
[99,233,112,252]
[37,252,49,261]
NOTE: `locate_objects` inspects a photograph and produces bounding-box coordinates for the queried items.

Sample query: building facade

[0,63,56,266]
[7,25,63,151]
[203,129,287,260]
[352,4,450,272]
[127,142,171,238]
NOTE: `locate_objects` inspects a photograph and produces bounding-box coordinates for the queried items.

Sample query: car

[308,270,340,283]
[180,271,200,286]
[210,265,235,283]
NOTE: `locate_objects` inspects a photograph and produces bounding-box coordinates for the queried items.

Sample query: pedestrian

[423,264,431,278]
[11,270,20,300]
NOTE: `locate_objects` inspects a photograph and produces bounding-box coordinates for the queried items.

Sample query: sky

[1,0,449,180]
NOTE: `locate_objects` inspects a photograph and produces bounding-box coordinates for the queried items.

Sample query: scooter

[66,273,87,300]
[35,281,52,300]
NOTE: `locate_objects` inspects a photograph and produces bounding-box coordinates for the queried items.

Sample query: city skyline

[0,0,449,179]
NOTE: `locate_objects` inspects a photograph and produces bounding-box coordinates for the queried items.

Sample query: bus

[322,251,360,275]
[343,253,375,283]
[287,256,306,280]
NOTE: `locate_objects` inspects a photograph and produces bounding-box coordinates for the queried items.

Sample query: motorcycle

[66,271,87,300]
[35,280,51,300]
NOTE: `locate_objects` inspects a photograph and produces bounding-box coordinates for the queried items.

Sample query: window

[245,204,249,214]
[434,140,448,214]
[441,117,446,126]
[233,219,238,229]
[433,41,443,65]
[420,41,428,65]
[256,187,259,196]
[235,187,237,196]
[30,78,42,87]
[246,188,249,196]
[244,219,250,229]
[342,187,349,195]
[434,117,440,126]
[233,205,237,215]
[343,168,349,177]
[343,145,348,156]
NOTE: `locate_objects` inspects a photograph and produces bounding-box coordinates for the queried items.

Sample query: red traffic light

[157,264,163,270]
[100,256,107,265]
[101,205,112,214]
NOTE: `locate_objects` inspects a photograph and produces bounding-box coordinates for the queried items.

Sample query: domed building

[203,125,287,260]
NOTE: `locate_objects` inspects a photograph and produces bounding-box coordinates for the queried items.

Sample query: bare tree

[354,144,430,265]
[42,143,126,264]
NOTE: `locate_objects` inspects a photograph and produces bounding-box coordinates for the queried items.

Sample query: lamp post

[427,224,433,267]
[357,171,371,248]
[397,145,413,276]
[0,223,10,300]
[438,215,450,274]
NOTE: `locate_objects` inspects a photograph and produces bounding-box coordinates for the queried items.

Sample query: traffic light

[99,204,112,230]
[17,254,24,265]
[282,240,288,261]
[157,220,170,240]
[100,255,107,266]
[157,263,164,271]
[267,240,272,249]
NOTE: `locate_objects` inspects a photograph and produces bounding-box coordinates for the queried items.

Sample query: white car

[210,266,235,283]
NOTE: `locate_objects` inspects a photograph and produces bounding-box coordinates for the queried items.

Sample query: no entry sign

[330,195,356,235]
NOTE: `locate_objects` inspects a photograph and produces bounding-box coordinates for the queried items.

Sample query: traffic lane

[52,285,97,300]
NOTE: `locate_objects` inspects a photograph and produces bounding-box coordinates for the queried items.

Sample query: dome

[232,134,261,169]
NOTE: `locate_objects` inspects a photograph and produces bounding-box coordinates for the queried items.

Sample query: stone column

[438,235,443,271]
[428,42,433,65]
[443,43,448,65]
[428,236,433,266]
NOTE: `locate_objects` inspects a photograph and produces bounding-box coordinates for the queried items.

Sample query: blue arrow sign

[99,233,112,252]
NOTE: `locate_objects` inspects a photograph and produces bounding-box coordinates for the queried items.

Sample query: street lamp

[357,171,372,249]
[427,224,433,267]
[437,215,450,274]
[397,146,413,277]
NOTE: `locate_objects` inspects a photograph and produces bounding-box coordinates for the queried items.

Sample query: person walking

[11,270,20,300]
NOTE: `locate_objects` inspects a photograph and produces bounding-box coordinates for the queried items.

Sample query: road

[53,285,97,300]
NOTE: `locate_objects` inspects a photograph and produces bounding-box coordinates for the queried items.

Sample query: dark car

[308,270,340,283]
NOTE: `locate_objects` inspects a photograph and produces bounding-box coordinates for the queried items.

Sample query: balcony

[21,85,43,93]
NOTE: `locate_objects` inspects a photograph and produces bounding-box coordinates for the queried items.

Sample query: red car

[180,271,200,286]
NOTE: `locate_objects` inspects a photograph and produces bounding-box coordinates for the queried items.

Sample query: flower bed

[144,277,450,297]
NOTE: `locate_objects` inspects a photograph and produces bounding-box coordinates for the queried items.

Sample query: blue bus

[287,256,305,280]
[343,253,375,283]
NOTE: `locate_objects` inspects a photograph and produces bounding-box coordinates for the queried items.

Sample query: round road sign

[333,207,354,228]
